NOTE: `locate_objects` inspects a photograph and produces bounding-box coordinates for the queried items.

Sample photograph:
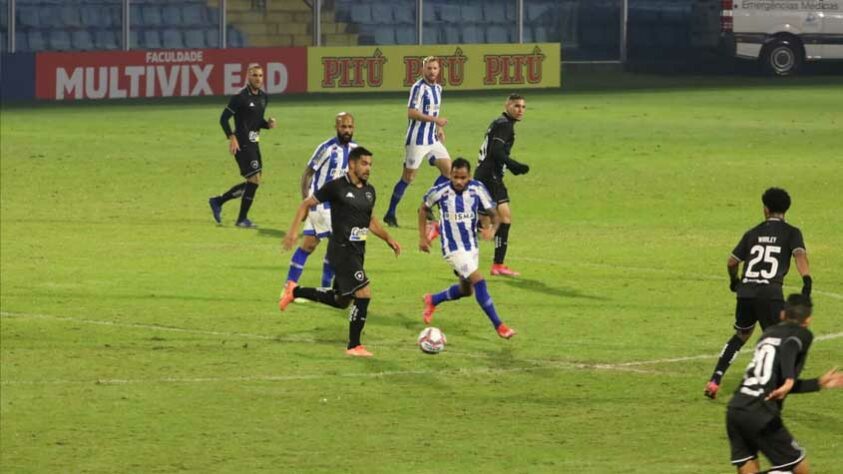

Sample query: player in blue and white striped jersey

[383,56,452,228]
[417,158,516,339]
[281,113,357,293]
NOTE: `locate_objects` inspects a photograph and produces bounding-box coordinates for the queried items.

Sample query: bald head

[335,112,355,144]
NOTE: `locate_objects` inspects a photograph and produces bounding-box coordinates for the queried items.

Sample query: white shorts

[444,249,479,279]
[404,141,450,170]
[303,206,331,238]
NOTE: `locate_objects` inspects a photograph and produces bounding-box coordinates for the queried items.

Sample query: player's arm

[418,204,432,252]
[300,166,315,199]
[408,108,447,127]
[369,216,401,257]
[489,124,528,175]
[282,196,319,251]
[480,207,500,241]
[220,101,239,155]
[794,249,811,297]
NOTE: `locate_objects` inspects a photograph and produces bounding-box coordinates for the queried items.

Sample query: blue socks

[473,279,502,328]
[286,248,311,283]
[321,258,335,288]
[433,175,449,187]
[432,284,464,306]
[386,179,409,218]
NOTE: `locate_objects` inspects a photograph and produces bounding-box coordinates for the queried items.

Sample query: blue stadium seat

[27,30,46,51]
[15,31,28,52]
[395,25,414,44]
[144,29,162,49]
[422,4,437,22]
[370,3,393,25]
[129,29,139,48]
[206,7,219,24]
[130,4,142,26]
[350,5,372,24]
[393,3,414,24]
[532,26,549,42]
[526,3,548,22]
[162,28,184,48]
[441,26,459,44]
[60,5,82,28]
[226,28,245,47]
[373,26,395,45]
[17,6,40,29]
[486,25,509,43]
[205,28,220,48]
[460,5,482,23]
[0,35,5,54]
[182,5,205,26]
[80,6,103,27]
[483,1,505,22]
[142,6,163,27]
[462,25,483,43]
[439,5,461,24]
[184,29,205,48]
[162,5,182,26]
[423,26,438,44]
[72,30,93,50]
[49,30,72,50]
[95,30,119,50]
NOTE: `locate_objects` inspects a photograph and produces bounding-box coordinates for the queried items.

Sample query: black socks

[218,182,246,204]
[237,182,259,222]
[293,287,347,309]
[494,223,511,264]
[347,298,370,349]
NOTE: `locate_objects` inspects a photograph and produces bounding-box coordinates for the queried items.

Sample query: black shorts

[476,176,509,204]
[726,409,805,470]
[235,143,262,178]
[328,242,369,297]
[734,297,784,332]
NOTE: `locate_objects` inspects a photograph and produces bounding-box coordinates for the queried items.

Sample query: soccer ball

[418,327,447,354]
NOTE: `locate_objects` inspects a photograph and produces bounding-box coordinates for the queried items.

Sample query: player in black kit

[725,294,843,473]
[474,93,529,277]
[705,187,813,399]
[208,64,276,228]
[280,147,401,357]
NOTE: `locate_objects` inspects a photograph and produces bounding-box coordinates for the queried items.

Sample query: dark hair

[507,93,524,102]
[451,157,471,173]
[349,146,372,161]
[762,187,791,214]
[783,293,812,322]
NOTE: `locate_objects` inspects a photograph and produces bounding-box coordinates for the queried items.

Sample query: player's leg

[384,145,426,226]
[467,268,515,339]
[208,155,250,224]
[280,242,350,311]
[757,298,784,331]
[706,298,756,399]
[726,408,761,474]
[321,254,335,288]
[491,200,520,276]
[346,284,372,356]
[424,146,451,240]
[235,146,262,227]
[757,417,807,474]
[422,252,474,324]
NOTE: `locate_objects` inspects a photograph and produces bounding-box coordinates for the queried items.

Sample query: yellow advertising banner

[307,43,560,93]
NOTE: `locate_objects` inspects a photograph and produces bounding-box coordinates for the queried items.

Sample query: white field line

[512,256,843,300]
[1,311,840,386]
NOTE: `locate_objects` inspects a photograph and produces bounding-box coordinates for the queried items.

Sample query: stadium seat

[142,6,163,27]
[422,4,437,22]
[49,30,72,50]
[162,28,184,48]
[17,6,40,29]
[60,5,82,28]
[226,28,245,47]
[15,31,28,52]
[129,29,139,48]
[27,30,46,51]
[439,5,461,24]
[206,7,219,24]
[162,5,183,26]
[349,5,372,24]
[144,29,162,49]
[441,26,459,44]
[532,26,549,42]
[526,3,549,23]
[486,25,510,43]
[483,1,505,22]
[80,6,103,28]
[72,30,94,50]
[395,25,414,44]
[423,26,439,44]
[184,29,205,48]
[205,28,220,48]
[0,34,4,54]
[373,26,395,45]
[129,4,142,26]
[182,4,205,26]
[370,3,393,25]
[460,5,483,23]
[392,3,414,24]
[95,30,119,50]
[462,25,483,43]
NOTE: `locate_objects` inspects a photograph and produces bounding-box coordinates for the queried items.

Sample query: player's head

[449,157,472,192]
[335,112,355,144]
[505,93,526,121]
[246,64,264,90]
[762,187,791,216]
[348,146,373,181]
[422,56,440,83]
[781,293,813,326]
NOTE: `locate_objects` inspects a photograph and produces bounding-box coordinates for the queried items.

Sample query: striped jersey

[405,78,442,146]
[307,137,358,210]
[423,180,495,254]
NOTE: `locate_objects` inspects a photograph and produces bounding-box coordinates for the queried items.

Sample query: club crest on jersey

[250,160,259,169]
[354,271,365,281]
[365,191,373,202]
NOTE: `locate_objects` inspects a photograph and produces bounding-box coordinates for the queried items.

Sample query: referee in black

[208,64,276,228]
[475,93,529,277]
[281,147,401,357]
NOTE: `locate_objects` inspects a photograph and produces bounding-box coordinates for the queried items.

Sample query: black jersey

[220,87,269,145]
[314,174,376,253]
[475,112,528,180]
[728,322,815,423]
[732,218,806,300]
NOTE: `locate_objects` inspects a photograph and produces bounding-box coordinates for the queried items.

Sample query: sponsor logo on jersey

[349,227,369,241]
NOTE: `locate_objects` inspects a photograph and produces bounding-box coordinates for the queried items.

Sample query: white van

[720,0,843,75]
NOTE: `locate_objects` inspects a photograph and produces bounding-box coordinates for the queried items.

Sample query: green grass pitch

[2,73,842,472]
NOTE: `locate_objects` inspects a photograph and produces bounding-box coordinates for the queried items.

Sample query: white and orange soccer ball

[417,327,447,354]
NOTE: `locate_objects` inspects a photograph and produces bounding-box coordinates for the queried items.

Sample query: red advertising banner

[35,47,307,100]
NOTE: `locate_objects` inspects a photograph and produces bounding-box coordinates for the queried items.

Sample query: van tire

[761,39,802,76]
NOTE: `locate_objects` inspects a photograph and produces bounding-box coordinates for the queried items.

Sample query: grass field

[2,72,842,472]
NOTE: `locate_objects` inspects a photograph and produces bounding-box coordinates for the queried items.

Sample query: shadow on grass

[256,227,285,239]
[496,277,609,301]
